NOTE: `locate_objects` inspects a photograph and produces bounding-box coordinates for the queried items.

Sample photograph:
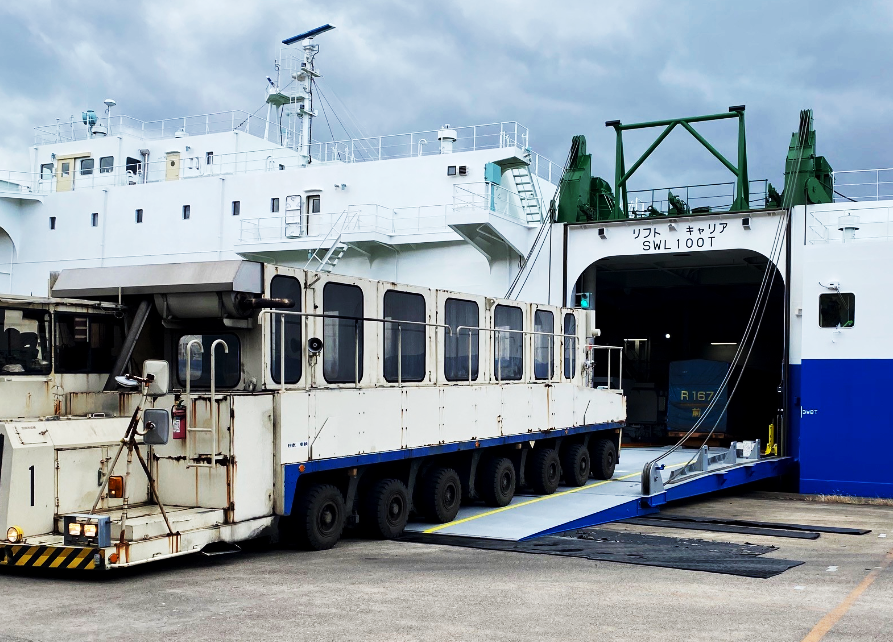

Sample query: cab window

[177,334,241,388]
[270,275,302,384]
[444,298,479,381]
[383,290,425,383]
[533,309,554,380]
[55,313,125,373]
[323,283,364,384]
[563,313,577,379]
[493,304,523,381]
[0,308,51,375]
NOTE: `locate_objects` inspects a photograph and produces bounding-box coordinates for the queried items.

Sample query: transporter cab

[0,261,624,569]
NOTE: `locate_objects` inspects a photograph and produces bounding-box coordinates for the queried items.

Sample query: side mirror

[142,408,170,445]
[142,360,170,396]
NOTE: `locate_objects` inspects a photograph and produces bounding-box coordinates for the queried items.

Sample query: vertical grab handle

[210,339,229,459]
[184,338,203,459]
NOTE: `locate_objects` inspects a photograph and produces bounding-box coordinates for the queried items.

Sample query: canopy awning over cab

[51,260,263,298]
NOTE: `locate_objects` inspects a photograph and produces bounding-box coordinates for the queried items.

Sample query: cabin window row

[267,282,578,385]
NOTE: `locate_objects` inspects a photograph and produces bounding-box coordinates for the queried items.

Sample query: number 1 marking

[29,465,34,507]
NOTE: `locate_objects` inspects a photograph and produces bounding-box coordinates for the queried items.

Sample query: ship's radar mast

[269,24,335,166]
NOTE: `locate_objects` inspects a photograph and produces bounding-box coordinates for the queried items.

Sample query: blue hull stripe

[796,358,893,499]
[282,421,624,515]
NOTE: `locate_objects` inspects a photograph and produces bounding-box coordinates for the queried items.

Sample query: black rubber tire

[295,483,345,551]
[591,438,618,480]
[363,478,409,539]
[561,443,591,487]
[420,467,462,523]
[479,457,516,507]
[528,448,561,495]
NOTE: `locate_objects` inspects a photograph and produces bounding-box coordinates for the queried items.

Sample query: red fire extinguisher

[172,402,187,440]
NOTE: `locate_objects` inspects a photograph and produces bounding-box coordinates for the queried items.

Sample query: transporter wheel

[479,457,516,507]
[528,448,560,495]
[561,444,591,487]
[296,483,346,551]
[363,478,410,539]
[421,467,462,523]
[591,438,617,480]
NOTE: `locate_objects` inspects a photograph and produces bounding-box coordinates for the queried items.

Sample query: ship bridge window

[270,275,302,384]
[494,304,523,381]
[444,298,479,381]
[563,313,577,379]
[323,282,364,384]
[125,157,141,176]
[177,334,241,388]
[0,308,51,375]
[55,313,125,373]
[80,158,94,176]
[383,290,425,383]
[99,156,114,173]
[40,163,53,180]
[819,292,855,328]
[534,310,554,380]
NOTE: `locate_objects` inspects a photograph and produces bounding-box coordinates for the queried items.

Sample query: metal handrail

[260,310,453,389]
[585,345,624,392]
[209,339,229,459]
[455,325,578,384]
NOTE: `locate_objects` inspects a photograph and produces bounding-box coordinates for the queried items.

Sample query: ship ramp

[405,446,789,541]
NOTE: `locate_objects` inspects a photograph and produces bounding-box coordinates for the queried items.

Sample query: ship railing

[310,122,530,163]
[625,179,769,217]
[33,110,277,145]
[832,168,893,202]
[806,204,893,244]
[453,182,532,225]
[238,204,459,244]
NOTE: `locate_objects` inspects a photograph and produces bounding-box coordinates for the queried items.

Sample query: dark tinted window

[177,334,240,388]
[80,158,94,175]
[534,310,554,380]
[0,308,51,375]
[40,163,53,180]
[270,276,302,384]
[564,313,577,379]
[55,313,125,373]
[819,293,855,328]
[323,283,364,383]
[99,156,114,173]
[383,290,426,383]
[494,304,523,381]
[444,298,479,381]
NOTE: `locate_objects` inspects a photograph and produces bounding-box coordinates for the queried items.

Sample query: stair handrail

[304,208,352,270]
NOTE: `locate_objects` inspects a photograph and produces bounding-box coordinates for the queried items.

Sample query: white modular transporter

[0,260,624,569]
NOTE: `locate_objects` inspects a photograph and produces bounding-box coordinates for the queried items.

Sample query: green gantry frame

[606,106,749,219]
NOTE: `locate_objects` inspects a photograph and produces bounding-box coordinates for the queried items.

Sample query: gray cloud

[2,1,892,196]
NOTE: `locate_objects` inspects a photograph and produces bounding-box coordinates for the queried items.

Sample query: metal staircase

[511,164,543,224]
[304,208,358,273]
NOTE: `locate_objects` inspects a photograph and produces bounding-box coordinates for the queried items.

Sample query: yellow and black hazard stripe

[0,544,101,570]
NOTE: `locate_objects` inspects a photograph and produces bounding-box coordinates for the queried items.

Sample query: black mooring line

[622,517,820,540]
[648,514,870,535]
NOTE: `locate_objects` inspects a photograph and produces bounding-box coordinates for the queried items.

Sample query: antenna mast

[278,24,335,166]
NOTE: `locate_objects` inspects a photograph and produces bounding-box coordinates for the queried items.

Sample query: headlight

[82,524,97,538]
[68,522,82,536]
[6,526,23,544]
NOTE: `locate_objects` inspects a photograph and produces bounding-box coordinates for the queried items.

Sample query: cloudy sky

[2,1,891,195]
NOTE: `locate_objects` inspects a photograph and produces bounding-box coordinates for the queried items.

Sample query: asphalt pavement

[0,492,891,642]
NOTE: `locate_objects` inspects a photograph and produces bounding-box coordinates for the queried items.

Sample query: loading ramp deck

[405,447,789,541]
